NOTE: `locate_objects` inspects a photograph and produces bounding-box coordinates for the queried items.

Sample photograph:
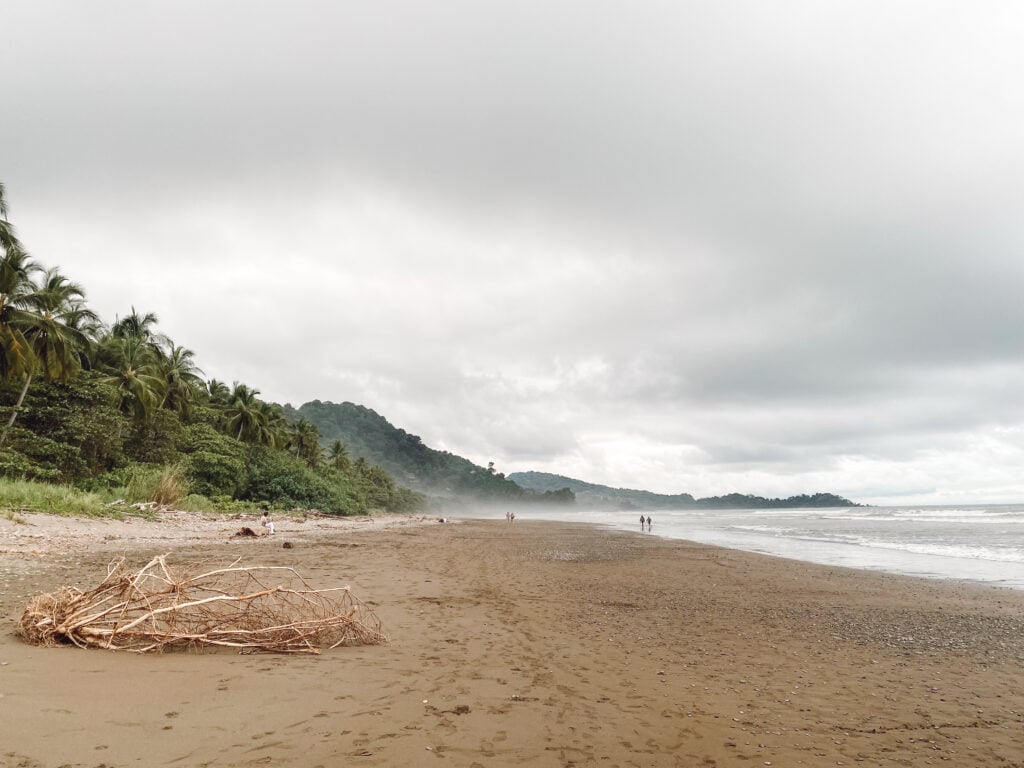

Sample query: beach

[2,513,1023,767]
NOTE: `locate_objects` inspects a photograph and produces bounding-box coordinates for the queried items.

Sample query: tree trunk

[0,372,32,448]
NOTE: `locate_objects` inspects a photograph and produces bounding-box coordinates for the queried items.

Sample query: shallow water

[497,504,1024,589]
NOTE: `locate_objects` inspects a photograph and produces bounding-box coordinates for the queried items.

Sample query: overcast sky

[4,1,1024,505]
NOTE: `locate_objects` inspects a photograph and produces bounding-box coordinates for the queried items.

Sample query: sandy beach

[2,512,1023,767]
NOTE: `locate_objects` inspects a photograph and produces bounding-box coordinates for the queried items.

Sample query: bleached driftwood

[18,556,386,654]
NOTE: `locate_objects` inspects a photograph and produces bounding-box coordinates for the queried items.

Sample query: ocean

[498,503,1024,590]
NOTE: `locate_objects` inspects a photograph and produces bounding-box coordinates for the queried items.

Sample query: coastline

[508,504,1024,590]
[2,513,1023,766]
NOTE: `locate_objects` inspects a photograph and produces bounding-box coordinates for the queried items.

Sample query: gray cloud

[4,1,1024,503]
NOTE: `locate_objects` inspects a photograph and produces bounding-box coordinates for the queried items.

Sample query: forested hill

[509,471,697,509]
[283,400,858,509]
[285,400,545,501]
[509,471,859,510]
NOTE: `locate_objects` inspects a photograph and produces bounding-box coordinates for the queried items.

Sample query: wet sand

[2,513,1024,767]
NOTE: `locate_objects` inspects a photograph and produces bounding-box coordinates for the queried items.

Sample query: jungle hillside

[0,182,421,516]
[285,400,574,506]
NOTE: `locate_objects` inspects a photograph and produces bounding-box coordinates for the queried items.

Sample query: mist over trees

[286,400,575,505]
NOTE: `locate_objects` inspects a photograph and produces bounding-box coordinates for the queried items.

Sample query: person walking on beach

[640,514,646,529]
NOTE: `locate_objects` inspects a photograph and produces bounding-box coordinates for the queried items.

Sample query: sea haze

[495,504,1024,590]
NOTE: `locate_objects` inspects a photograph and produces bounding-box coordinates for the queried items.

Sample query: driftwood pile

[18,556,386,654]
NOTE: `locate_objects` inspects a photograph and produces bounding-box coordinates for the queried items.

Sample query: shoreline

[2,514,1024,766]
[504,505,1024,591]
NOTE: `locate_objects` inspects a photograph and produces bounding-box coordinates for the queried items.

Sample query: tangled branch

[18,556,387,654]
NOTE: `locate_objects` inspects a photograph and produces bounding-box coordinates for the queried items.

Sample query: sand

[2,511,1023,767]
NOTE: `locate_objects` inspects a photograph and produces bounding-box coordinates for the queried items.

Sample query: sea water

[501,504,1024,590]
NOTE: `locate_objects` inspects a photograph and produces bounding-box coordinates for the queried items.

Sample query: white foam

[504,503,1024,589]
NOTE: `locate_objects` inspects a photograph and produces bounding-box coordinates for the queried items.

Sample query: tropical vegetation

[0,183,423,516]
[285,400,575,504]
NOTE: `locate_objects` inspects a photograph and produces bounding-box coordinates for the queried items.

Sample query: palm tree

[0,267,97,444]
[289,418,321,467]
[0,245,43,382]
[222,382,266,442]
[62,302,104,370]
[326,439,351,472]
[21,269,95,377]
[257,401,289,449]
[111,306,168,349]
[0,189,92,444]
[95,306,183,423]
[206,378,230,406]
[159,343,205,416]
[96,334,167,422]
[29,269,98,370]
[0,182,24,259]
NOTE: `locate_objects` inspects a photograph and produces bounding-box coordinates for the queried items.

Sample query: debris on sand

[18,555,387,654]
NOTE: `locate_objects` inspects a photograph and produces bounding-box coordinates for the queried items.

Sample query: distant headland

[507,470,860,510]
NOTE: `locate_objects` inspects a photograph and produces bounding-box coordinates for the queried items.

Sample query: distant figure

[506,509,513,524]
[260,511,275,535]
[646,515,652,530]
[640,514,645,529]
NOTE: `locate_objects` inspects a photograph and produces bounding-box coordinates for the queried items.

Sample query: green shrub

[210,496,269,514]
[241,446,361,514]
[124,410,185,465]
[0,446,61,482]
[0,376,130,481]
[182,423,247,497]
[344,462,425,513]
[186,451,245,497]
[178,493,215,513]
[388,485,426,512]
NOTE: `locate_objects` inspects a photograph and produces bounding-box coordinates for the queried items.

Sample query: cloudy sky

[4,1,1023,505]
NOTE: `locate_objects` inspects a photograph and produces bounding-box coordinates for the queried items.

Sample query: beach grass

[0,467,204,518]
[0,478,122,518]
[0,472,281,518]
